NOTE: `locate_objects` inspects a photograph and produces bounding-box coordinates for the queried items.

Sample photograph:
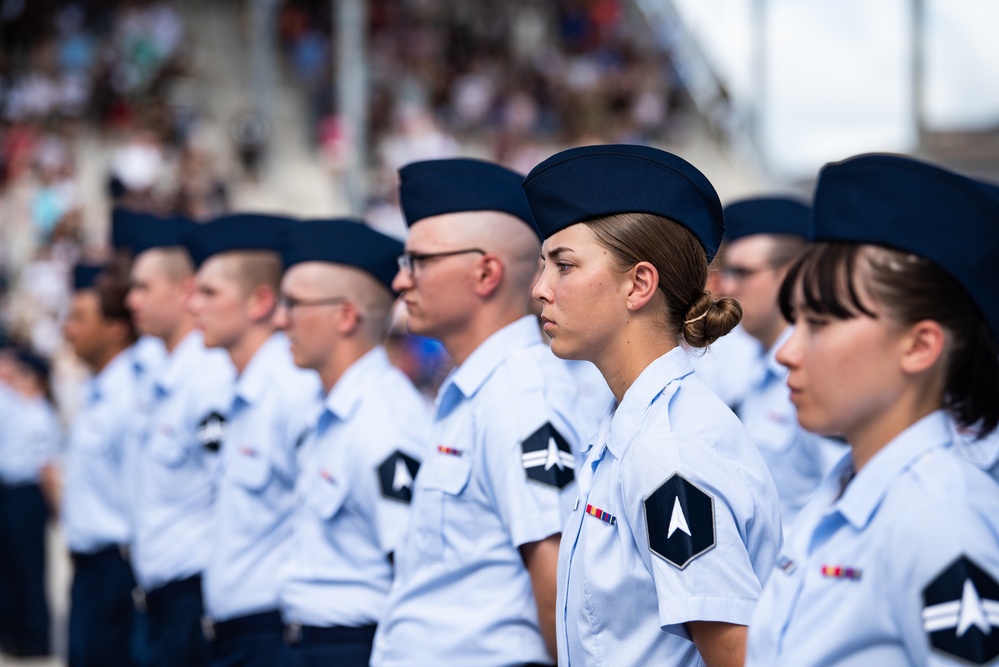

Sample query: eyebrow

[544,246,574,260]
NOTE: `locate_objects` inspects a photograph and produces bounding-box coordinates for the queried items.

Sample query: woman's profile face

[532,223,632,363]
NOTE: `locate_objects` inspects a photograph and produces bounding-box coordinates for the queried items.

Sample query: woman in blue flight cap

[745,153,999,666]
[523,144,783,667]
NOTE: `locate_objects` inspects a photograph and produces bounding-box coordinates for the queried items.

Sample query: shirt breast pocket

[307,472,349,523]
[411,455,473,563]
[229,451,272,492]
[73,419,114,457]
[147,429,194,501]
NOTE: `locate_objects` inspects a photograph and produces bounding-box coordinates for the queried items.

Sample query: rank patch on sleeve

[922,555,999,665]
[644,473,715,570]
[521,422,575,490]
[378,451,420,503]
[196,411,227,452]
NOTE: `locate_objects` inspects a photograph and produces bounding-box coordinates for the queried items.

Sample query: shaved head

[288,262,395,341]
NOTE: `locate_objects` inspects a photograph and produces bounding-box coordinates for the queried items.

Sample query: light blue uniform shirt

[203,333,320,621]
[0,389,60,486]
[121,336,166,535]
[279,346,429,628]
[737,327,848,536]
[132,330,235,591]
[746,411,999,666]
[952,422,999,484]
[371,315,586,667]
[61,349,142,554]
[556,347,782,666]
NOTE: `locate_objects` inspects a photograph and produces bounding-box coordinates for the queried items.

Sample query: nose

[392,267,413,294]
[717,272,738,298]
[531,266,553,304]
[775,325,801,370]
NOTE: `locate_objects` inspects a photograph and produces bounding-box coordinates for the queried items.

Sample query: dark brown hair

[779,242,999,435]
[585,212,742,348]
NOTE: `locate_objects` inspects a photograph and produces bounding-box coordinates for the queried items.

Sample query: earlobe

[901,320,946,375]
[626,262,659,311]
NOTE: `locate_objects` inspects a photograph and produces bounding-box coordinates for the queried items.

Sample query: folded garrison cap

[723,197,811,241]
[522,144,725,262]
[183,213,292,268]
[111,208,196,255]
[281,218,403,292]
[814,153,999,339]
[72,263,104,291]
[399,158,537,232]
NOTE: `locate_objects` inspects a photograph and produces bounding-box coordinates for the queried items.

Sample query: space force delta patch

[197,411,227,452]
[378,451,420,504]
[644,473,715,570]
[922,555,999,665]
[521,423,575,490]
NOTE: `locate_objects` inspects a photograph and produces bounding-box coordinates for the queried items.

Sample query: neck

[759,321,788,354]
[163,318,195,353]
[595,323,678,403]
[845,384,942,472]
[228,326,275,376]
[443,308,524,367]
[90,343,129,374]
[319,338,377,394]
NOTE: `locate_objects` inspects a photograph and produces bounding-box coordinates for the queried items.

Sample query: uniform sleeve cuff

[658,596,757,638]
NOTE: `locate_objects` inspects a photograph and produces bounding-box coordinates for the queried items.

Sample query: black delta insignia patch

[196,411,227,452]
[521,423,575,490]
[922,555,999,665]
[644,473,715,570]
[378,451,420,503]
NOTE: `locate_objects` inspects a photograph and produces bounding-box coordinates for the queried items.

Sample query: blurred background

[0,0,996,663]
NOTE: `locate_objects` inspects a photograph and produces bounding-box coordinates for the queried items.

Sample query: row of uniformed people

[57,144,999,667]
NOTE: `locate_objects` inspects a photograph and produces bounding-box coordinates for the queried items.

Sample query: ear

[247,284,277,322]
[473,254,505,298]
[626,261,660,311]
[334,299,362,336]
[899,319,946,375]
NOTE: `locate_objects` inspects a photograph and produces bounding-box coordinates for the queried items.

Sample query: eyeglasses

[277,294,348,312]
[719,264,775,281]
[396,248,487,275]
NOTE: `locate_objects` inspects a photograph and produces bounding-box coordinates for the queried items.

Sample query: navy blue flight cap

[73,263,104,291]
[522,144,725,262]
[112,208,196,256]
[183,213,292,268]
[813,153,999,339]
[281,218,403,292]
[399,158,538,232]
[723,197,811,241]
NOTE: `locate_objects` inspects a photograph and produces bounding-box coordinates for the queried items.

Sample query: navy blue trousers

[69,546,137,667]
[207,611,284,667]
[144,575,209,667]
[278,625,376,667]
[0,483,50,656]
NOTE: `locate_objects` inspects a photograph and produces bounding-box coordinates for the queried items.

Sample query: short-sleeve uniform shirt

[371,315,586,667]
[279,346,430,628]
[132,330,235,591]
[203,333,321,621]
[557,347,783,666]
[746,411,999,667]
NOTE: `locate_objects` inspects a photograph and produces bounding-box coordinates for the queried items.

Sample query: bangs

[778,243,877,322]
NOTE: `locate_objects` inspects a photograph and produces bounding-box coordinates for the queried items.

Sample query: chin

[549,337,585,361]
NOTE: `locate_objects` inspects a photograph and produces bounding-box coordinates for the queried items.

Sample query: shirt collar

[154,330,205,394]
[605,346,694,459]
[322,346,390,423]
[233,333,288,408]
[86,348,133,404]
[439,315,542,404]
[835,410,952,530]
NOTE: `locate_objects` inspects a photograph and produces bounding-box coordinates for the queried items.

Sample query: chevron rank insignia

[521,422,575,490]
[378,451,420,503]
[922,555,999,665]
[196,411,227,452]
[644,473,715,570]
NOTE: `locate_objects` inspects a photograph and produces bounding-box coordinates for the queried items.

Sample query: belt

[70,544,130,566]
[202,610,283,642]
[142,574,202,612]
[283,622,377,646]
